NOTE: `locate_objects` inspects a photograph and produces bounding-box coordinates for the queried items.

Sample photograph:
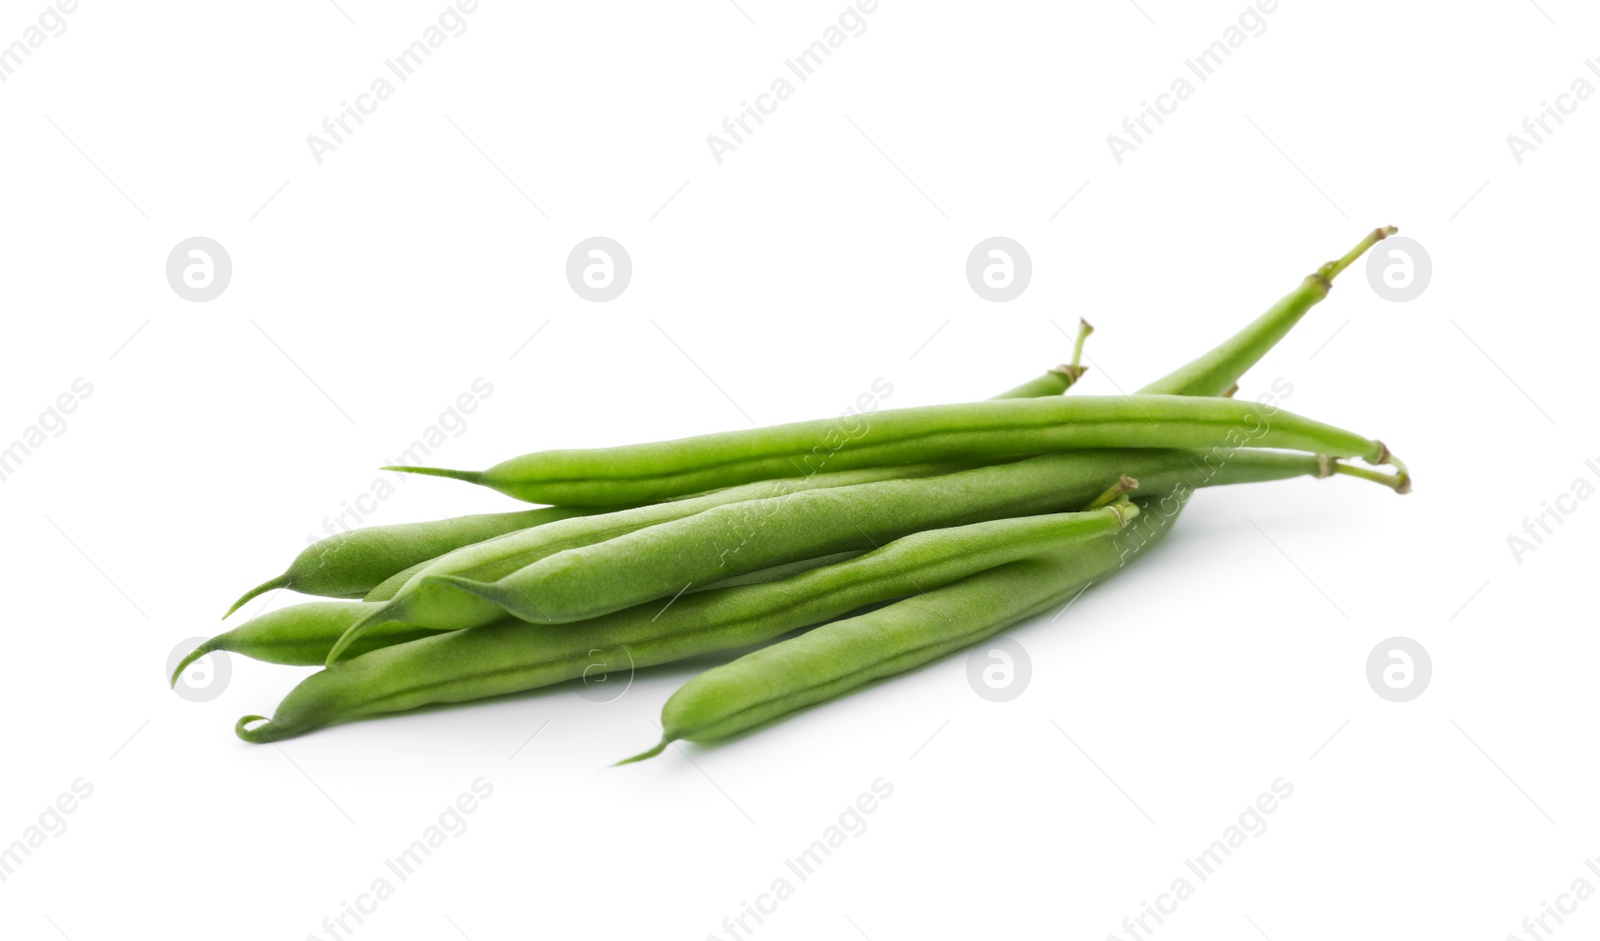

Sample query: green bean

[990,365,1084,400]
[384,393,1395,506]
[235,501,1142,742]
[224,505,602,617]
[225,360,1077,620]
[363,558,432,601]
[378,445,1381,643]
[625,228,1409,758]
[196,473,960,688]
[171,603,444,686]
[623,491,1185,758]
[1139,227,1396,397]
[239,458,1062,728]
[677,356,1087,594]
[301,462,963,663]
[992,319,1092,399]
[360,519,862,607]
[691,551,866,592]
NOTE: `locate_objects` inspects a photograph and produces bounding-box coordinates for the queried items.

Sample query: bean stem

[990,319,1094,399]
[1086,474,1138,509]
[1331,460,1410,494]
[1138,227,1396,397]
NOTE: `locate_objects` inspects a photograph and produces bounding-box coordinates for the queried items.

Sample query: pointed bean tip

[382,465,481,485]
[323,636,354,668]
[325,600,402,667]
[170,645,204,689]
[614,737,671,766]
[224,573,291,619]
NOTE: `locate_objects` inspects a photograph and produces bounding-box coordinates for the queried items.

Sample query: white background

[1,1,1596,938]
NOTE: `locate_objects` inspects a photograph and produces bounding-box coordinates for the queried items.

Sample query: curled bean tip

[235,715,273,743]
[170,644,211,689]
[223,573,291,620]
[615,737,672,766]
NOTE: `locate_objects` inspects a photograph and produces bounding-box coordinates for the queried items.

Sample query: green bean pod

[322,462,968,662]
[363,559,431,602]
[995,319,1093,399]
[386,393,1394,506]
[409,447,1352,634]
[224,361,1074,621]
[1139,227,1396,397]
[992,364,1085,399]
[171,603,444,686]
[625,492,1182,759]
[224,505,602,617]
[236,502,1144,742]
[627,228,1409,758]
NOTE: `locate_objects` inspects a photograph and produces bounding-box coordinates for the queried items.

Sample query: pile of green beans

[194,229,1411,756]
